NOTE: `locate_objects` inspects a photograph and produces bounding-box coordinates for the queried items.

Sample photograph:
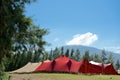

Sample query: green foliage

[115,59,120,70]
[0,60,9,80]
[0,0,37,63]
[65,49,69,57]
[42,51,49,61]
[93,54,101,62]
[0,72,8,80]
[82,50,90,61]
[0,0,49,72]
[52,47,60,59]
[74,49,81,61]
[60,47,64,55]
[70,49,75,59]
[49,49,53,60]
[101,49,107,63]
[106,53,114,64]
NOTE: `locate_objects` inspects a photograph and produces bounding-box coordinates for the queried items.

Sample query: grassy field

[9,73,120,80]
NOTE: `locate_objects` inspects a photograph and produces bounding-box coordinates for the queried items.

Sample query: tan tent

[10,62,41,73]
[10,60,50,73]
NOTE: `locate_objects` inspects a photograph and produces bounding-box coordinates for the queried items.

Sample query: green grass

[9,73,120,80]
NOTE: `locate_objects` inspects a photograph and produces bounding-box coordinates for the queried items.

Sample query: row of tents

[11,55,118,75]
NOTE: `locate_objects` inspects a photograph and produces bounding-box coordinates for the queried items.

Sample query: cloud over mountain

[66,32,98,46]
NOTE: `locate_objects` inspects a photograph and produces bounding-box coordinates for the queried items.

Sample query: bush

[0,62,8,80]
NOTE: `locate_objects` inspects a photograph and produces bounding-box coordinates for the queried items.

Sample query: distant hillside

[62,45,120,62]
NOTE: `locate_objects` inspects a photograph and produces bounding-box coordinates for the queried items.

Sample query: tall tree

[106,53,114,64]
[82,50,90,61]
[60,46,64,55]
[115,59,120,70]
[75,49,80,61]
[0,0,36,63]
[42,51,49,61]
[93,54,101,62]
[49,49,53,60]
[53,47,60,59]
[65,49,69,57]
[90,54,94,61]
[101,49,107,63]
[0,1,35,78]
[0,0,49,74]
[70,48,74,59]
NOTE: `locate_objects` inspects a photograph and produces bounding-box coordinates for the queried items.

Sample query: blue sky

[25,0,120,53]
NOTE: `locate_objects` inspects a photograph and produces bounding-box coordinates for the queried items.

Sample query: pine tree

[82,50,90,61]
[75,49,81,61]
[90,54,94,61]
[53,47,60,59]
[93,54,101,62]
[33,50,41,62]
[106,53,114,64]
[65,49,69,57]
[43,51,49,61]
[70,49,74,59]
[1,0,48,73]
[61,46,64,55]
[115,59,120,70]
[0,0,38,64]
[101,49,107,63]
[27,51,33,62]
[49,49,53,60]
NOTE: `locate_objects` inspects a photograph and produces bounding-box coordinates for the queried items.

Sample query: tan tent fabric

[118,70,120,74]
[10,60,50,73]
[10,62,41,73]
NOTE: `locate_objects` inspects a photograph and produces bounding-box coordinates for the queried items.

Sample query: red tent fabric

[78,59,90,73]
[34,55,81,73]
[70,59,81,73]
[89,61,118,75]
[53,55,71,72]
[104,64,118,75]
[77,59,117,75]
[34,55,118,75]
[34,61,53,72]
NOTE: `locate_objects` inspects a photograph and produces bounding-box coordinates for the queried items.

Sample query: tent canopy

[32,56,118,75]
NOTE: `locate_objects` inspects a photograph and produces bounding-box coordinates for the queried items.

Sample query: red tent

[34,61,53,72]
[69,59,81,73]
[34,55,81,73]
[34,55,118,75]
[89,61,118,75]
[104,64,118,75]
[53,55,71,72]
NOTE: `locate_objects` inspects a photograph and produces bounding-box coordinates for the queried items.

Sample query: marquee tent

[103,63,118,74]
[34,55,81,73]
[89,61,118,75]
[34,55,118,75]
[78,59,103,74]
[53,55,77,72]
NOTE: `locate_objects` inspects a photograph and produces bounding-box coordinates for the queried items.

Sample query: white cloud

[66,32,98,46]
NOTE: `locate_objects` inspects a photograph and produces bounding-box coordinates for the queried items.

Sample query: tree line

[45,47,120,70]
[4,46,120,72]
